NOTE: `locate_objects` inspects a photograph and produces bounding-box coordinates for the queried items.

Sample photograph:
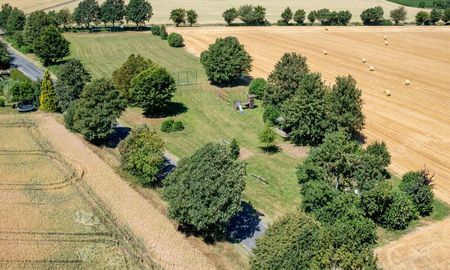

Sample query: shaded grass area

[65,32,301,220]
[0,107,17,114]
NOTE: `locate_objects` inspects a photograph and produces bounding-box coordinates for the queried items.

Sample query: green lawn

[65,32,301,220]
[386,0,435,8]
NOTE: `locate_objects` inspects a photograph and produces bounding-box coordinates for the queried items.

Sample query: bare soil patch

[240,148,254,160]
[279,143,309,159]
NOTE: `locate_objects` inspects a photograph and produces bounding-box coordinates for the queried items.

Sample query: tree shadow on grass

[143,102,188,118]
[259,145,281,155]
[103,125,131,148]
[226,201,263,243]
[210,75,253,88]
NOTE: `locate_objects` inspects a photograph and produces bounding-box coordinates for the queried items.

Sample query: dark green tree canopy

[100,0,125,26]
[400,170,434,216]
[73,0,100,27]
[263,52,309,106]
[170,8,186,26]
[5,7,25,34]
[57,8,73,28]
[0,40,11,69]
[23,11,56,50]
[381,190,418,230]
[112,54,153,100]
[238,5,267,25]
[281,72,330,146]
[126,0,153,28]
[360,6,384,25]
[186,9,198,26]
[281,7,293,24]
[415,10,430,25]
[167,32,184,47]
[223,8,238,25]
[248,77,267,99]
[66,79,126,143]
[56,58,92,111]
[200,36,252,85]
[163,142,246,235]
[294,9,306,24]
[34,26,70,66]
[0,4,13,29]
[119,125,165,186]
[130,65,177,116]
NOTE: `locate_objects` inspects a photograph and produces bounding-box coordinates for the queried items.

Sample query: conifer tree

[39,70,58,112]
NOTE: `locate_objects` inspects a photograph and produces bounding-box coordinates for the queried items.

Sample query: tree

[381,190,418,230]
[238,5,266,25]
[315,8,331,25]
[360,6,384,25]
[281,73,329,146]
[130,66,177,116]
[66,79,126,143]
[223,8,238,25]
[281,7,293,25]
[163,142,246,236]
[399,170,434,216]
[337,10,352,25]
[73,0,100,27]
[167,32,184,47]
[366,141,391,168]
[415,10,430,25]
[430,8,443,24]
[0,4,12,29]
[354,141,391,191]
[126,0,153,29]
[248,78,267,99]
[229,138,240,159]
[186,9,198,26]
[5,7,25,34]
[294,9,306,25]
[119,125,164,186]
[301,180,339,213]
[360,181,393,224]
[308,10,317,24]
[112,54,153,100]
[57,9,73,29]
[55,59,91,111]
[263,52,309,106]
[297,131,360,190]
[34,26,70,66]
[200,36,252,85]
[250,212,331,270]
[39,70,58,112]
[327,75,365,136]
[258,124,276,150]
[0,40,11,69]
[443,7,450,23]
[23,11,54,50]
[390,6,407,25]
[160,25,168,40]
[100,0,125,27]
[170,8,186,26]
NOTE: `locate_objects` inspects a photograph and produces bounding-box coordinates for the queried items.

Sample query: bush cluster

[248,78,266,99]
[222,5,267,25]
[167,32,184,47]
[160,119,184,133]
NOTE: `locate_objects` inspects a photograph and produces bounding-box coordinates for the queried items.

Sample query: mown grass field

[386,0,436,8]
[65,31,301,220]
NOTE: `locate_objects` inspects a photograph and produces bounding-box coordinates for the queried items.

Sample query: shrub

[381,191,418,230]
[130,66,176,116]
[0,96,5,107]
[248,78,266,99]
[360,181,393,224]
[400,170,434,216]
[161,119,174,133]
[416,10,430,25]
[360,6,384,25]
[229,138,240,159]
[223,8,238,25]
[67,79,126,143]
[160,25,168,40]
[172,120,184,132]
[200,36,252,85]
[167,32,184,47]
[9,80,39,104]
[163,143,246,236]
[151,25,161,35]
[262,104,280,126]
[119,125,164,186]
[39,70,58,112]
[112,54,153,101]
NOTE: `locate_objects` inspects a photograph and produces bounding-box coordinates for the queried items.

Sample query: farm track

[0,116,157,269]
[176,25,450,270]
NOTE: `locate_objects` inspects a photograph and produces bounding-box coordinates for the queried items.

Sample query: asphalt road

[8,47,44,81]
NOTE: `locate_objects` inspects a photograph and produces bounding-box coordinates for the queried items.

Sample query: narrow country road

[8,47,44,81]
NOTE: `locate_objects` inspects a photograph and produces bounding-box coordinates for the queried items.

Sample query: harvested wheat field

[8,0,424,23]
[0,114,215,270]
[176,25,450,269]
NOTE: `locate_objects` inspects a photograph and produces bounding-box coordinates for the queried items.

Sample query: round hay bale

[362,58,367,63]
[385,41,389,46]
[384,90,391,96]
[325,27,328,31]
[404,79,411,85]
[384,35,388,40]
[369,65,375,71]
[323,50,328,55]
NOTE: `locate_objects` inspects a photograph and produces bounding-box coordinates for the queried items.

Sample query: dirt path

[36,114,216,270]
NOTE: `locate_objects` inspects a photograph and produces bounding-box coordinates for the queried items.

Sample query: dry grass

[4,0,424,22]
